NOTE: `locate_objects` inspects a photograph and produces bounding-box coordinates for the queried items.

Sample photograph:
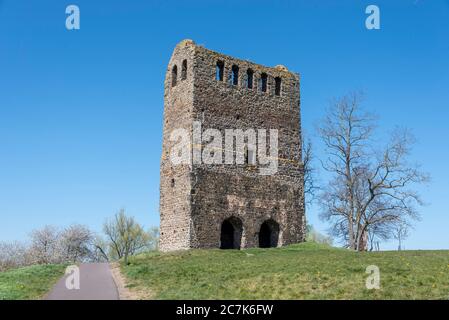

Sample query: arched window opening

[246,69,254,89]
[231,65,239,85]
[260,73,268,92]
[171,65,178,87]
[220,217,243,249]
[181,59,187,80]
[275,77,281,96]
[259,219,280,248]
[216,61,224,81]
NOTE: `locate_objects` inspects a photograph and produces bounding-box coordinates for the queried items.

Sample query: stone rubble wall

[159,40,305,251]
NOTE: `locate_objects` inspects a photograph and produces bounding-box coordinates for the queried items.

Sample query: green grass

[0,264,66,300]
[121,242,449,299]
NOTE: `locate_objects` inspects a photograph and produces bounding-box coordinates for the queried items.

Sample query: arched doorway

[220,217,243,249]
[259,219,280,248]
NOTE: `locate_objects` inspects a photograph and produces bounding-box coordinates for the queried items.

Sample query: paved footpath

[46,263,119,300]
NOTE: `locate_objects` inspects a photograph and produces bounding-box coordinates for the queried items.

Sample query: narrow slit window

[275,77,281,96]
[260,73,268,92]
[231,65,239,85]
[246,69,254,89]
[171,65,177,87]
[216,61,224,81]
[181,59,187,80]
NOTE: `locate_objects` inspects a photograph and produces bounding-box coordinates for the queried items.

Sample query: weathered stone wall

[159,40,195,251]
[159,39,305,251]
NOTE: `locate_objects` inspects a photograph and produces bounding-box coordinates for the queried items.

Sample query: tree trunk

[356,226,368,251]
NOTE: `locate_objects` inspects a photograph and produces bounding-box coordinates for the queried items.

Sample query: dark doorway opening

[259,219,280,248]
[220,217,243,249]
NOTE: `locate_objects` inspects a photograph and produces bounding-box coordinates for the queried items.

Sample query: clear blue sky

[1,1,448,250]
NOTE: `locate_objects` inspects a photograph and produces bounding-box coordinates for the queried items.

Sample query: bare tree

[303,137,319,206]
[393,222,410,251]
[103,209,151,265]
[91,235,110,262]
[366,222,391,251]
[59,224,94,263]
[319,92,429,251]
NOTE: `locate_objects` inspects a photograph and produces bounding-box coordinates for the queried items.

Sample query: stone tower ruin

[159,39,305,252]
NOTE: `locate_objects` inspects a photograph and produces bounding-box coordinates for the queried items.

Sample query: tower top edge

[173,39,299,77]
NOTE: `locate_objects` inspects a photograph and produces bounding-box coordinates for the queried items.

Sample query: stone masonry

[159,39,305,251]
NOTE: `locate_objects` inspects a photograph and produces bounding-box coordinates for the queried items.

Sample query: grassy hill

[121,242,449,299]
[0,264,65,300]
